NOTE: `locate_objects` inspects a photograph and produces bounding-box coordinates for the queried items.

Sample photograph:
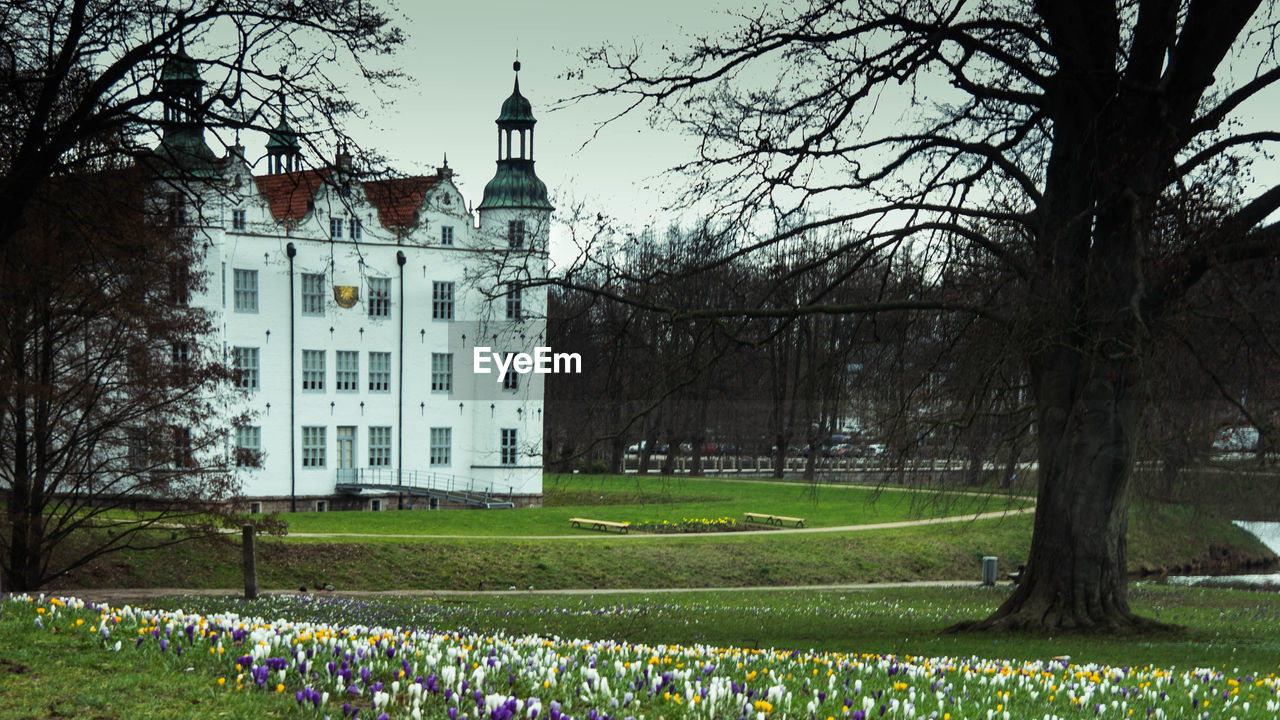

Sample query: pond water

[1165,521,1280,588]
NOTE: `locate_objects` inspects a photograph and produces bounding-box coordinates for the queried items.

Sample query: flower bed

[631,517,763,533]
[8,593,1280,719]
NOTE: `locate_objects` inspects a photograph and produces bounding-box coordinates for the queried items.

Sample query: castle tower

[265,92,301,174]
[153,40,219,179]
[476,61,553,250]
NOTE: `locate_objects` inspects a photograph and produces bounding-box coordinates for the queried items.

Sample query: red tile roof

[253,169,439,230]
[362,176,438,229]
[254,169,331,222]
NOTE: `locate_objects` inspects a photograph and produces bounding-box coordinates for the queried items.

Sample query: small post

[981,556,998,586]
[242,524,259,600]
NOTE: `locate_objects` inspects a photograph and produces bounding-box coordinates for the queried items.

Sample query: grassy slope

[55,500,1272,592]
[276,473,1029,536]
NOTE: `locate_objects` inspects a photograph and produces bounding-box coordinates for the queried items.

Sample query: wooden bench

[569,517,631,533]
[744,512,805,528]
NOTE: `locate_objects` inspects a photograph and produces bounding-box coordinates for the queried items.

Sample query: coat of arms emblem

[333,285,359,308]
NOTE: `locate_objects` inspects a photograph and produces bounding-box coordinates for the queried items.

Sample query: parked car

[1212,426,1259,453]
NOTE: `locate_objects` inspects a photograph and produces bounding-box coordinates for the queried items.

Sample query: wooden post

[242,524,258,600]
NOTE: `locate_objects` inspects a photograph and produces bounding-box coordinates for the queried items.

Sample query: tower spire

[478,60,551,212]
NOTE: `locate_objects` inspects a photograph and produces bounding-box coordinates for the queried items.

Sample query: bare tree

[0,0,402,591]
[565,0,1280,631]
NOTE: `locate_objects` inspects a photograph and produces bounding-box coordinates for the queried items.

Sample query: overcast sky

[231,1,1280,259]
[231,0,739,254]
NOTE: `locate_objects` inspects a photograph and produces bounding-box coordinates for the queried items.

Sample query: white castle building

[155,53,550,512]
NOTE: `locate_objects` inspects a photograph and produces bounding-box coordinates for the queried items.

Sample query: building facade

[157,54,550,511]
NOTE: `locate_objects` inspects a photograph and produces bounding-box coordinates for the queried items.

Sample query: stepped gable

[254,168,331,222]
[362,175,438,229]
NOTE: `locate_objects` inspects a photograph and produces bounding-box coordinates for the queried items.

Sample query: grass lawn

[51,501,1272,593]
[155,584,1280,671]
[5,584,1280,720]
[0,600,300,720]
[275,473,1032,536]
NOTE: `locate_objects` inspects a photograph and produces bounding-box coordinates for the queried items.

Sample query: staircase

[334,468,516,508]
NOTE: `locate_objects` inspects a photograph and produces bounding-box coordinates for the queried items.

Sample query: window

[370,499,382,511]
[432,282,454,320]
[368,426,391,467]
[231,208,246,231]
[329,216,343,240]
[502,351,518,390]
[368,351,390,392]
[235,426,261,467]
[441,226,454,246]
[171,342,190,383]
[127,428,148,470]
[508,219,526,248]
[431,353,453,392]
[301,273,325,316]
[349,218,362,241]
[368,277,390,317]
[233,269,258,312]
[167,193,187,226]
[302,349,325,391]
[335,350,358,392]
[501,428,518,466]
[233,347,259,390]
[301,426,326,468]
[170,263,190,306]
[315,500,328,512]
[430,427,452,466]
[505,285,522,321]
[171,426,193,468]
[250,501,262,514]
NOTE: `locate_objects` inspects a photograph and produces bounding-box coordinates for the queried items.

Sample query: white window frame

[431,353,453,392]
[233,346,259,390]
[505,285,522,321]
[235,425,261,467]
[301,426,326,468]
[231,208,246,231]
[350,217,362,241]
[430,427,452,467]
[302,349,325,391]
[301,273,325,316]
[368,351,391,392]
[368,426,391,467]
[500,428,518,466]
[233,269,258,313]
[508,219,526,248]
[335,350,359,392]
[329,216,343,240]
[441,226,454,246]
[432,281,454,320]
[368,277,391,318]
[502,350,519,390]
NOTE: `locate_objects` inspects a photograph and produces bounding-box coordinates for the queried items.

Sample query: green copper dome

[478,61,552,211]
[497,78,536,126]
[160,46,200,84]
[266,118,300,151]
[477,161,552,210]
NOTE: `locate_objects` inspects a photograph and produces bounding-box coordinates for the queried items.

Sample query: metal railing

[334,467,515,508]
